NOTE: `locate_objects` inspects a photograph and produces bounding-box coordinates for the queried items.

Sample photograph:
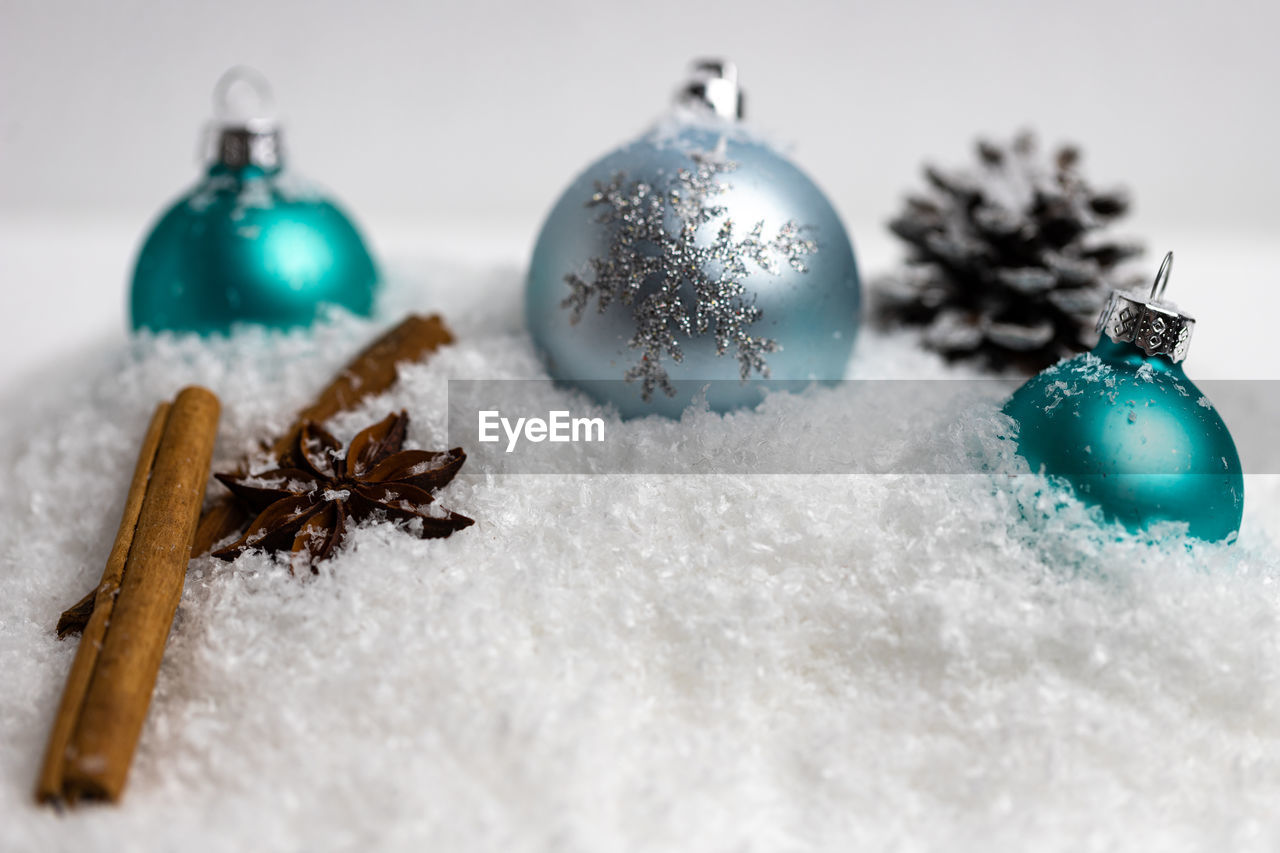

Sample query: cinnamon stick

[57,314,455,635]
[275,313,454,456]
[36,402,171,804]
[38,386,220,804]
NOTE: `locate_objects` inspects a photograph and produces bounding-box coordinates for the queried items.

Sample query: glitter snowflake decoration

[562,149,818,401]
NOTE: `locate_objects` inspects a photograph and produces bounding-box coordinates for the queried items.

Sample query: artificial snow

[1,261,1279,852]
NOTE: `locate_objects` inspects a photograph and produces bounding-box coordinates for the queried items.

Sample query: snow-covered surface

[2,232,1279,851]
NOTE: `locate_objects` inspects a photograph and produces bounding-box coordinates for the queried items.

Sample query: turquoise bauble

[130,69,378,334]
[1003,254,1243,541]
[526,62,861,419]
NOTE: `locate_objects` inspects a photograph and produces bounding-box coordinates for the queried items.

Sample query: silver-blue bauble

[526,101,861,419]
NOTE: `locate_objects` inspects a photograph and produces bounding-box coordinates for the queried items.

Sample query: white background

[2,0,1278,391]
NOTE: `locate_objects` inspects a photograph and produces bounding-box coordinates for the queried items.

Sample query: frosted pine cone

[875,132,1142,372]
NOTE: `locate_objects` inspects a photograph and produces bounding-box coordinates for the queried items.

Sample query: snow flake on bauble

[562,147,818,401]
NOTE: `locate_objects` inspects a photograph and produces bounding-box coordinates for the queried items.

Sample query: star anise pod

[212,411,473,571]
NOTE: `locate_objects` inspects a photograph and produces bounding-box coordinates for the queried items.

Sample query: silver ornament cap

[677,59,745,119]
[1096,252,1195,362]
[204,66,283,170]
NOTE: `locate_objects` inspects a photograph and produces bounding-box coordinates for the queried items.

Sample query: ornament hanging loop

[213,66,277,128]
[1149,251,1174,302]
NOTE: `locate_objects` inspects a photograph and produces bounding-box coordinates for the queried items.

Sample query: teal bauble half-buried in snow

[526,60,862,419]
[130,68,379,334]
[1003,253,1244,542]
